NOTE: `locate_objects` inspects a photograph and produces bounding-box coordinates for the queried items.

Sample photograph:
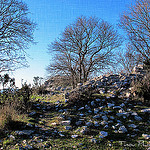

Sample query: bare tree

[47,16,122,88]
[0,0,36,73]
[119,0,150,67]
[116,43,143,73]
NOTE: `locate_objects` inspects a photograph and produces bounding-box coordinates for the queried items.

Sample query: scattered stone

[134,115,142,121]
[141,108,150,113]
[61,120,71,126]
[90,138,97,144]
[86,121,93,127]
[71,135,78,138]
[99,131,108,138]
[15,130,34,136]
[102,115,108,121]
[64,126,72,130]
[142,134,150,140]
[128,124,137,128]
[118,126,127,133]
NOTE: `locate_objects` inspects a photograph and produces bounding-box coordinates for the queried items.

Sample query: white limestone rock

[61,120,71,126]
[128,124,137,128]
[142,134,150,140]
[102,115,108,121]
[118,126,127,133]
[99,131,108,138]
[71,135,78,138]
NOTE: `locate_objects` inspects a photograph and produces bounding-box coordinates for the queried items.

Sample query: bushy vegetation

[0,75,32,130]
[131,71,150,105]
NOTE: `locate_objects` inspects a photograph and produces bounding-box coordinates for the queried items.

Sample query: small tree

[119,0,150,67]
[117,43,143,73]
[47,16,122,88]
[0,0,36,72]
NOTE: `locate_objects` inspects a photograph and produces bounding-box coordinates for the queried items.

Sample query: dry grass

[0,105,19,129]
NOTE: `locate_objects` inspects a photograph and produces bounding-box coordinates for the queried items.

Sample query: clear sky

[13,0,134,88]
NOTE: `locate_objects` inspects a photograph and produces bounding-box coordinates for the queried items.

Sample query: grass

[0,93,149,150]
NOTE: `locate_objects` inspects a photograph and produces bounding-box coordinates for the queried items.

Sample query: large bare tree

[0,0,36,73]
[119,0,150,67]
[47,16,122,88]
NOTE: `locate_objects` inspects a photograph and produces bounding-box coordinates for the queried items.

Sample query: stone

[113,106,121,109]
[78,107,84,110]
[118,126,127,133]
[75,120,83,126]
[99,131,108,138]
[141,108,150,113]
[94,108,99,114]
[107,103,115,108]
[61,120,71,126]
[86,121,93,127]
[96,99,101,102]
[80,126,88,134]
[134,115,142,121]
[128,124,137,128]
[59,133,65,137]
[102,115,108,121]
[29,111,36,117]
[71,135,78,138]
[142,134,150,140]
[93,114,101,119]
[90,138,97,144]
[64,126,72,130]
[91,101,95,106]
[94,121,100,127]
[15,130,34,136]
[100,121,108,125]
[109,116,115,120]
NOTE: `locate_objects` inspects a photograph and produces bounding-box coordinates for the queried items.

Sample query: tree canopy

[119,0,150,67]
[0,0,36,72]
[47,16,122,88]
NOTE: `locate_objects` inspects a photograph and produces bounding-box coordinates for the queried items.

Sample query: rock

[142,134,150,140]
[61,120,71,126]
[64,126,72,130]
[100,121,108,125]
[141,108,150,113]
[90,138,97,144]
[128,124,137,128]
[80,126,88,134]
[15,130,34,136]
[91,101,95,106]
[94,108,99,114]
[102,115,108,121]
[71,135,78,138]
[29,111,36,117]
[76,120,83,126]
[109,116,115,120]
[94,121,100,127]
[113,106,121,109]
[86,121,93,127]
[59,133,65,137]
[118,126,127,133]
[9,135,15,140]
[134,115,142,121]
[93,114,101,119]
[78,107,84,110]
[107,103,115,108]
[99,131,108,138]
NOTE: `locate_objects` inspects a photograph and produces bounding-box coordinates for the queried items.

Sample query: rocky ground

[0,72,150,150]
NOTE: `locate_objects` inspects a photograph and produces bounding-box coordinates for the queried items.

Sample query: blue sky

[13,0,134,88]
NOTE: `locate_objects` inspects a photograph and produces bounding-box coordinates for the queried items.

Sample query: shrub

[131,72,150,105]
[0,105,18,129]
